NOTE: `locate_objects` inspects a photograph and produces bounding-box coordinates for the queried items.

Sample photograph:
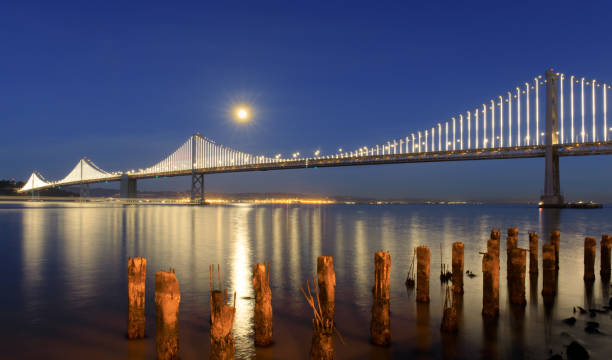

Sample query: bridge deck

[22,142,612,192]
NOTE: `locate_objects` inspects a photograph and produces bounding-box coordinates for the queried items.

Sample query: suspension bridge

[19,69,612,207]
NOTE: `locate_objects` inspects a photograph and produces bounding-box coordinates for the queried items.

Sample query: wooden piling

[416,246,430,303]
[440,285,458,332]
[541,244,556,297]
[507,228,518,251]
[508,248,526,306]
[252,263,273,346]
[506,228,518,277]
[584,237,596,281]
[452,242,464,294]
[155,269,180,360]
[601,234,611,278]
[310,321,334,360]
[300,278,336,360]
[482,253,499,317]
[490,229,501,242]
[317,256,336,323]
[528,232,538,274]
[550,230,560,270]
[370,251,391,346]
[128,257,146,340]
[487,229,500,260]
[209,265,236,360]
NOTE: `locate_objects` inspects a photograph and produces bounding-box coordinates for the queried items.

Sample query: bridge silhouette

[20,69,612,206]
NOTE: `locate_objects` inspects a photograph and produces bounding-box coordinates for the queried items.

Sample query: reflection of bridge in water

[20,69,612,206]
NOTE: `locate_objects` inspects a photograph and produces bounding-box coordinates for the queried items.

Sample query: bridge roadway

[31,141,612,192]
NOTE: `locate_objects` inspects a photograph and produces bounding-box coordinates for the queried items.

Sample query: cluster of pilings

[124,229,612,359]
[584,234,612,282]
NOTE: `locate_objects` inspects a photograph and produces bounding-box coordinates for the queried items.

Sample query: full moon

[236,108,248,120]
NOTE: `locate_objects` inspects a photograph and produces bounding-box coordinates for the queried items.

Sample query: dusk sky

[2,1,612,201]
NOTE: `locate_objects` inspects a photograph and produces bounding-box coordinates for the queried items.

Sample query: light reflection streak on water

[255,207,265,263]
[21,206,45,322]
[289,207,301,291]
[334,213,344,275]
[229,206,254,358]
[272,207,282,288]
[353,218,368,307]
[312,206,322,261]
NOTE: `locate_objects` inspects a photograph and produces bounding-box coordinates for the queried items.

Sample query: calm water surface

[1,202,611,359]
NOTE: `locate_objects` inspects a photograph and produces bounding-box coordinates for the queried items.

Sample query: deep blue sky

[2,1,612,201]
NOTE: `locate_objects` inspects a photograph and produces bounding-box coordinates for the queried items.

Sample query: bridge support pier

[540,69,565,208]
[191,173,205,204]
[80,182,90,199]
[120,174,138,199]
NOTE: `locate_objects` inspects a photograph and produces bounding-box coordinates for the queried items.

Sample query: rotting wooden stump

[507,228,518,251]
[416,246,430,303]
[311,318,335,360]
[508,248,526,306]
[482,253,499,318]
[128,257,146,340]
[584,237,596,281]
[210,290,236,360]
[371,251,391,346]
[600,234,611,278]
[252,263,273,346]
[550,230,560,270]
[541,244,556,297]
[506,228,518,276]
[487,230,500,261]
[528,232,538,274]
[210,265,236,360]
[452,242,464,294]
[155,269,181,360]
[440,285,458,333]
[317,256,336,323]
[300,278,338,360]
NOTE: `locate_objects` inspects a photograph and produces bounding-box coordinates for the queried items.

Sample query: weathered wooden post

[601,234,611,278]
[482,253,499,318]
[488,229,501,260]
[528,232,538,274]
[371,251,391,346]
[550,230,560,270]
[416,246,430,303]
[440,284,458,332]
[155,269,181,360]
[506,228,518,277]
[508,248,526,306]
[317,256,335,322]
[128,257,146,339]
[310,256,336,359]
[541,244,556,298]
[210,265,236,360]
[252,263,273,346]
[452,242,464,294]
[584,237,596,281]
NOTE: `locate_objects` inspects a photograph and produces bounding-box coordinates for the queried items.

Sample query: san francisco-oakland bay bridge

[19,69,612,207]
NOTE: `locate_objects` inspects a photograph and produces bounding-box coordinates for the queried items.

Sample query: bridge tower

[120,174,137,199]
[190,134,205,204]
[540,69,564,207]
